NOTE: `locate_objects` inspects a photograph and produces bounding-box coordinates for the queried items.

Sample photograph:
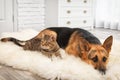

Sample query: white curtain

[95,0,120,30]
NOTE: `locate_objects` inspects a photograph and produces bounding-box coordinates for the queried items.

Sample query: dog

[39,27,113,74]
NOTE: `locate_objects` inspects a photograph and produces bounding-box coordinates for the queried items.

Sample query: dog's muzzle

[99,68,106,75]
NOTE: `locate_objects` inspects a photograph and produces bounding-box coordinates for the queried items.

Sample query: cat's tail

[1,37,27,47]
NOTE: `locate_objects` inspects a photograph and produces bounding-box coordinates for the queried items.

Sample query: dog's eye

[103,57,107,62]
[92,56,98,62]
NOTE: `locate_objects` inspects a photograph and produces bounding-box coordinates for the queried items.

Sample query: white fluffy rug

[0,29,120,80]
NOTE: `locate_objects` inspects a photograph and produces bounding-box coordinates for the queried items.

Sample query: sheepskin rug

[0,29,120,80]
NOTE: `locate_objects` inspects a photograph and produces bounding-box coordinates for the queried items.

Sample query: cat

[39,34,61,60]
[1,33,62,60]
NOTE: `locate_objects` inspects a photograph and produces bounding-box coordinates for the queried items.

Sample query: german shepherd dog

[40,27,113,74]
[1,27,113,74]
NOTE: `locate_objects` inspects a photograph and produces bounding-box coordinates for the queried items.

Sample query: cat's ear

[50,35,56,41]
[41,33,45,38]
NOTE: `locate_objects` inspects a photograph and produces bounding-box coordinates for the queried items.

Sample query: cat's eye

[92,56,98,62]
[103,57,107,62]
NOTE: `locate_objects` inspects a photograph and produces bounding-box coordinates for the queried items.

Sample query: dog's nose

[99,68,106,75]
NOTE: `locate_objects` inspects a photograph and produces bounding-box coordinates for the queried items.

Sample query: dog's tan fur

[65,31,113,74]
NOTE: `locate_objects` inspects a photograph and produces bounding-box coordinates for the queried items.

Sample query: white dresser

[58,0,95,29]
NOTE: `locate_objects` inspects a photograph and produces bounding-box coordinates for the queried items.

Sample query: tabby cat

[1,33,61,60]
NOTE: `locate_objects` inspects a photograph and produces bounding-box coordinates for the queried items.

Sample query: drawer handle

[83,20,87,23]
[84,0,87,3]
[67,0,71,3]
[67,10,71,14]
[83,10,87,13]
[67,21,71,24]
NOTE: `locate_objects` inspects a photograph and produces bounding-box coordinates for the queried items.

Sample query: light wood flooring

[0,28,120,80]
[0,64,46,80]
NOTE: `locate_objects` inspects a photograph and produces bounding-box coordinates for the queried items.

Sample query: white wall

[45,0,58,27]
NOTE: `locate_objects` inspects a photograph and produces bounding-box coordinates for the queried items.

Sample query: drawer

[59,0,93,7]
[59,7,93,17]
[58,17,93,28]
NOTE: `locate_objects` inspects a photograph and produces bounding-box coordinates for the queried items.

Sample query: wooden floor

[0,64,46,80]
[0,28,120,80]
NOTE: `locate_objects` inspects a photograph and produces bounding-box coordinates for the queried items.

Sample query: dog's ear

[79,38,91,52]
[78,38,91,60]
[103,36,113,53]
